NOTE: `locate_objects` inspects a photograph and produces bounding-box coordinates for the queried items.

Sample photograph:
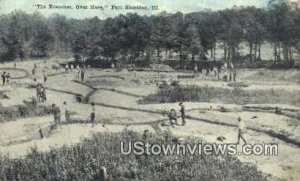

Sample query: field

[0,58,300,180]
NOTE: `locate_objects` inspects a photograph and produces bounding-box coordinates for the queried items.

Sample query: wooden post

[99,166,107,180]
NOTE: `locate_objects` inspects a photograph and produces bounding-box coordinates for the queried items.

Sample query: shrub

[139,85,300,106]
[0,131,265,180]
[0,97,50,122]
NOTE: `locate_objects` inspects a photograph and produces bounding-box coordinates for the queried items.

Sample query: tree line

[0,0,299,68]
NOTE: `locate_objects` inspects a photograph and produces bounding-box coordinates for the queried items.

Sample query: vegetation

[0,0,299,67]
[0,97,50,122]
[139,84,300,106]
[0,131,265,180]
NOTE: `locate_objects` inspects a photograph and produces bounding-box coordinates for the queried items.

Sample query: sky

[0,0,271,19]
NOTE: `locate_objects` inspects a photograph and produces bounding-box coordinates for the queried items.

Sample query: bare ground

[0,59,299,180]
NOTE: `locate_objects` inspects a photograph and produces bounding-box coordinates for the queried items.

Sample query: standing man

[193,64,198,77]
[233,68,237,82]
[90,102,96,127]
[2,72,6,86]
[76,65,81,78]
[62,101,70,123]
[36,83,42,101]
[5,73,10,85]
[40,86,47,102]
[43,69,48,83]
[80,68,85,81]
[32,67,36,75]
[52,104,61,128]
[179,102,186,126]
[237,117,247,145]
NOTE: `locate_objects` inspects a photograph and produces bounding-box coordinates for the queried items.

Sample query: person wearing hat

[237,117,247,145]
[179,102,186,126]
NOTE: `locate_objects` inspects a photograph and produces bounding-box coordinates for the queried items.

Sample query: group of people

[51,101,71,128]
[64,64,86,81]
[220,62,237,82]
[35,80,47,102]
[168,102,247,145]
[1,72,11,86]
[50,101,96,128]
[168,102,186,126]
[193,62,237,82]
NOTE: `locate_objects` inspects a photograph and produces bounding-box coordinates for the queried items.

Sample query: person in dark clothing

[179,102,186,126]
[5,73,10,85]
[91,102,96,127]
[81,69,85,81]
[43,69,48,83]
[2,72,6,85]
[237,117,247,145]
[63,101,70,123]
[169,109,178,126]
[52,104,61,128]
[40,87,47,102]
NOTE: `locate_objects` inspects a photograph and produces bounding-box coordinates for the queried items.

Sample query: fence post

[99,166,107,180]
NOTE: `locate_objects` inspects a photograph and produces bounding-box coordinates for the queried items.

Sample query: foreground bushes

[139,84,300,106]
[0,131,265,180]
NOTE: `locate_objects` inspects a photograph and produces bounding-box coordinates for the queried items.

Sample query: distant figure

[233,69,237,82]
[40,87,47,102]
[202,69,207,79]
[63,101,70,122]
[76,65,81,78]
[217,67,221,80]
[52,104,61,128]
[213,66,218,77]
[223,71,228,82]
[111,63,115,69]
[2,72,6,85]
[237,117,247,145]
[142,129,150,140]
[32,67,36,75]
[43,69,48,83]
[33,78,38,87]
[14,63,17,68]
[39,127,43,139]
[168,109,178,126]
[193,64,198,76]
[132,64,136,78]
[90,102,96,127]
[70,64,74,72]
[80,69,85,81]
[65,64,69,73]
[36,83,41,101]
[179,102,186,126]
[6,73,10,85]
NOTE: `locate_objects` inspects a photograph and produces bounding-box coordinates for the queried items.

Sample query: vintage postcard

[0,0,299,180]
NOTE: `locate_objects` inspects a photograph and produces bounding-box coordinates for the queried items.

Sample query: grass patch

[0,131,265,180]
[0,97,51,122]
[139,84,300,106]
[228,82,249,88]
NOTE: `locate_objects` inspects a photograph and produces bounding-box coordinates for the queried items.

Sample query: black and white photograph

[0,0,299,180]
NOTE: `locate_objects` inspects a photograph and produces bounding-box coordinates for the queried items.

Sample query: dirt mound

[149,63,174,72]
